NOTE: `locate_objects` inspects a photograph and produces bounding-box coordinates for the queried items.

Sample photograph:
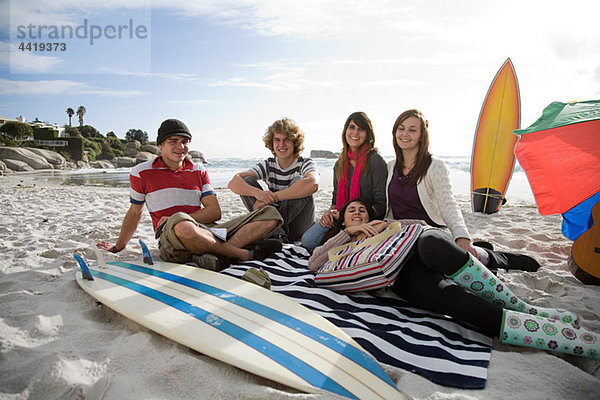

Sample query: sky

[1,0,599,159]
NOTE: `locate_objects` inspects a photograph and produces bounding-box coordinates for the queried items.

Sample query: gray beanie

[157,119,192,145]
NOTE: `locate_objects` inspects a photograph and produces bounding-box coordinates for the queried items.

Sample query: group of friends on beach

[97,110,599,361]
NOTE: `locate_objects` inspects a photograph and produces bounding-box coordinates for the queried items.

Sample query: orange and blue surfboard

[470,58,521,214]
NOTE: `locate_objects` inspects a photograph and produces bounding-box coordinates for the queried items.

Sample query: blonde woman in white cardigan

[385,109,539,272]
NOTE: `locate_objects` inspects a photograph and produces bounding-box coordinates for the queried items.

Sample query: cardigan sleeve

[308,230,352,272]
[427,159,471,240]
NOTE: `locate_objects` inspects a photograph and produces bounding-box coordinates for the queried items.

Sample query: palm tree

[76,106,86,127]
[66,107,74,127]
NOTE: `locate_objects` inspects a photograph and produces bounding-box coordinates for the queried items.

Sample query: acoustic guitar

[568,201,600,285]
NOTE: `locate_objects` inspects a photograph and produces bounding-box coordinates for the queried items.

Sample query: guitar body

[568,201,600,285]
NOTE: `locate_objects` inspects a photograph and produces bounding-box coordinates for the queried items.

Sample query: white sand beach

[1,172,599,400]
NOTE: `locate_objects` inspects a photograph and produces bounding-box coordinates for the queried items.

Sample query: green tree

[125,128,149,144]
[78,125,103,138]
[76,106,86,127]
[98,141,116,160]
[0,121,33,139]
[66,107,74,127]
[63,125,80,137]
[106,131,118,141]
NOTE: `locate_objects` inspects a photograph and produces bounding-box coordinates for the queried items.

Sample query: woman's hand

[369,220,388,234]
[455,237,478,258]
[346,221,385,240]
[320,208,339,228]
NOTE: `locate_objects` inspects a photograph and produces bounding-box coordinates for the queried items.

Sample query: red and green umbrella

[514,100,600,240]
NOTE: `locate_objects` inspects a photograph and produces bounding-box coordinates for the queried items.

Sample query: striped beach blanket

[223,245,493,389]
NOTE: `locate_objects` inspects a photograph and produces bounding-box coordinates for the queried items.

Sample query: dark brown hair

[334,112,378,180]
[392,109,432,186]
[321,198,374,244]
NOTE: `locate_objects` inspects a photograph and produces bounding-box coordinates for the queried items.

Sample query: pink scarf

[336,145,368,210]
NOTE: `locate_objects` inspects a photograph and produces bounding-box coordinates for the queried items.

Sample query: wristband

[111,245,121,253]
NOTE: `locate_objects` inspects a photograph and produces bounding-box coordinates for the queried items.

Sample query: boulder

[136,151,155,164]
[310,150,339,159]
[0,147,53,169]
[115,157,137,168]
[0,160,5,172]
[2,158,33,171]
[140,144,160,155]
[91,160,115,169]
[125,147,139,157]
[76,160,90,169]
[188,150,206,163]
[25,148,67,168]
[126,140,141,150]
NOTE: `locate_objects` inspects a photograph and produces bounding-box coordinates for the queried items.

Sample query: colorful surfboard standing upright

[471,58,521,214]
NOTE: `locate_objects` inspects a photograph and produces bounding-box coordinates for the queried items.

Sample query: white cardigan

[385,157,471,241]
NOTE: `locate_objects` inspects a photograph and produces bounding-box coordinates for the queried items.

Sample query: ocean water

[24,155,534,201]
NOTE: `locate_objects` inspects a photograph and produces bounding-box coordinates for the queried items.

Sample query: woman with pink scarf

[301,111,387,251]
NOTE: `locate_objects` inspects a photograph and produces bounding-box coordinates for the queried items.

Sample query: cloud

[0,78,144,96]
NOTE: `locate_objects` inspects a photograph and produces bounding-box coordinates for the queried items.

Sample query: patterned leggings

[392,230,503,337]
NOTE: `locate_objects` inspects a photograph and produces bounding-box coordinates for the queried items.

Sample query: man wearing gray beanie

[98,118,284,271]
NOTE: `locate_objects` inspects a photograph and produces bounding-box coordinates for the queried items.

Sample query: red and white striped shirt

[129,156,216,230]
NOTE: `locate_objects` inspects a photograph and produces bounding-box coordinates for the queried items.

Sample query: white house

[0,115,66,139]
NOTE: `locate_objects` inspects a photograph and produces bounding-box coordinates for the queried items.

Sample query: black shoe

[191,253,231,272]
[250,238,283,261]
[266,227,289,243]
[485,249,541,272]
[473,241,494,251]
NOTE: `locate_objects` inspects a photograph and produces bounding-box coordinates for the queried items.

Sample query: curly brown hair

[263,118,305,158]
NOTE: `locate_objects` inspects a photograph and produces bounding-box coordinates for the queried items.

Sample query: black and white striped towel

[223,245,492,389]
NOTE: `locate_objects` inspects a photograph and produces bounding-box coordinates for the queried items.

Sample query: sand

[1,172,599,400]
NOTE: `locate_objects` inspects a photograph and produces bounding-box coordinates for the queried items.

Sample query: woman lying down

[308,198,599,360]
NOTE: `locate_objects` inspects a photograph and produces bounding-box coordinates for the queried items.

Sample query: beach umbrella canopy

[514,100,600,240]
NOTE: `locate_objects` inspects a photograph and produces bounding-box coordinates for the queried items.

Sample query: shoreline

[0,173,598,399]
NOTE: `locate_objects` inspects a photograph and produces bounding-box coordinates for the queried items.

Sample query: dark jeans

[240,176,315,242]
[392,229,503,337]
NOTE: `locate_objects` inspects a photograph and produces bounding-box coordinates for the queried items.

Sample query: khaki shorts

[158,206,283,263]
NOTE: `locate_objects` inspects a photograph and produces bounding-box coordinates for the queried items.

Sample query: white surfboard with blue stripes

[75,258,409,399]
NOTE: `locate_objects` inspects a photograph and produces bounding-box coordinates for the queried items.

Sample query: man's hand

[320,209,339,228]
[96,241,121,253]
[254,190,278,206]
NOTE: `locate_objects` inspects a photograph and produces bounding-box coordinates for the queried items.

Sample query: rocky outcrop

[126,141,141,150]
[25,148,67,169]
[188,150,206,163]
[114,157,137,168]
[0,142,209,173]
[136,152,155,164]
[0,147,53,170]
[310,150,339,159]
[125,147,139,157]
[90,160,115,169]
[140,144,160,155]
[2,158,33,171]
